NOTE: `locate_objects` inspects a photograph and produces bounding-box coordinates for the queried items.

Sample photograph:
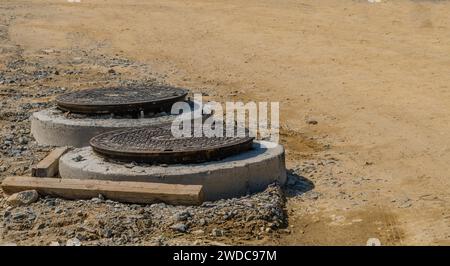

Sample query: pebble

[73,155,85,162]
[49,241,60,246]
[17,137,28,145]
[305,191,320,200]
[11,212,26,220]
[306,118,318,125]
[42,49,56,54]
[66,238,82,246]
[173,211,190,222]
[212,228,224,237]
[192,229,205,235]
[91,197,103,204]
[171,223,188,233]
[199,218,207,226]
[6,190,39,207]
[0,243,17,246]
[44,199,56,206]
[124,162,137,169]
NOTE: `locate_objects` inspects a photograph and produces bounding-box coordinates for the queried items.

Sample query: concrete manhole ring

[31,101,205,147]
[59,141,287,201]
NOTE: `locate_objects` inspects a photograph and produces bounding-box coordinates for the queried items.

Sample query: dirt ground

[1,0,450,245]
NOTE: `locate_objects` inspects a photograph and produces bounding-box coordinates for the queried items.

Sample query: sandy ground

[1,0,450,245]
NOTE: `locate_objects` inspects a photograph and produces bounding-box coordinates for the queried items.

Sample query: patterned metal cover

[56,86,188,114]
[90,125,254,164]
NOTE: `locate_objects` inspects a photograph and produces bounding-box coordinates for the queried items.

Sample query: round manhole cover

[89,126,254,164]
[55,86,188,114]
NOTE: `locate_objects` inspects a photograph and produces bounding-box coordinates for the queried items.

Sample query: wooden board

[1,176,204,205]
[32,147,70,177]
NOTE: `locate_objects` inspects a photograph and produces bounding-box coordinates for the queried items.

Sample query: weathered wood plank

[31,147,70,177]
[1,176,204,205]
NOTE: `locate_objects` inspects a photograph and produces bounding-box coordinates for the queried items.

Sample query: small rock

[198,218,207,226]
[173,211,190,222]
[171,223,188,233]
[212,228,224,237]
[17,137,28,145]
[91,197,103,203]
[305,191,320,200]
[66,237,82,246]
[12,212,28,220]
[42,49,55,54]
[0,243,17,246]
[34,223,46,230]
[73,155,85,162]
[98,194,105,201]
[45,199,56,206]
[192,229,205,235]
[6,190,39,207]
[124,163,136,169]
[246,215,255,222]
[306,118,318,125]
[49,241,60,246]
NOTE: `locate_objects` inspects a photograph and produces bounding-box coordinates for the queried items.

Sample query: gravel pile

[0,184,285,246]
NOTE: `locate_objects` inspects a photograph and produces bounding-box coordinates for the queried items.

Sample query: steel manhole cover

[56,86,188,114]
[89,126,254,164]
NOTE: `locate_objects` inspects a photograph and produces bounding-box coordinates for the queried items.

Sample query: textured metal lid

[56,86,188,114]
[90,126,254,164]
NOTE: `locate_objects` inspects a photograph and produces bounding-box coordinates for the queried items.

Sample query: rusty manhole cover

[89,126,254,164]
[55,86,188,114]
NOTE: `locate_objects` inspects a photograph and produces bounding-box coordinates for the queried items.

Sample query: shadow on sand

[283,169,315,198]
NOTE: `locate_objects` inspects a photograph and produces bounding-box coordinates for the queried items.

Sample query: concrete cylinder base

[31,106,202,148]
[59,141,287,201]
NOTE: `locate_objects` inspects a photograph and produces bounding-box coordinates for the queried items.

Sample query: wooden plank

[1,176,204,205]
[31,147,70,177]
